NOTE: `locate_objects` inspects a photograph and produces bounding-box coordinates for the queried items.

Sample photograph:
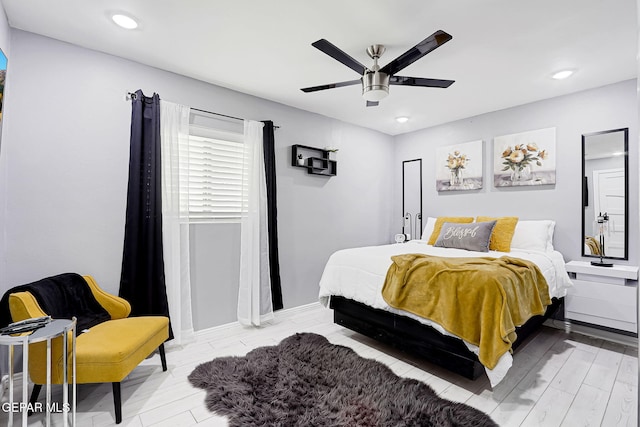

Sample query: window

[183,125,245,222]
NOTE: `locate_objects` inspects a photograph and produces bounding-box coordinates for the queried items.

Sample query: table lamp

[591,212,613,267]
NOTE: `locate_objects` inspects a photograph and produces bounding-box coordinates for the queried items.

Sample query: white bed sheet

[318,240,573,386]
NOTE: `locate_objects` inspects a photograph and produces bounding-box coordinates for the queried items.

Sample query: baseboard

[544,319,639,347]
[274,301,323,317]
[194,302,323,341]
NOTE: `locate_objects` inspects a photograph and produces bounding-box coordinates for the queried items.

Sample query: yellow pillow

[476,216,519,252]
[428,217,474,245]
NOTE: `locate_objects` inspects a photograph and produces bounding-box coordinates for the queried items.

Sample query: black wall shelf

[291,144,337,176]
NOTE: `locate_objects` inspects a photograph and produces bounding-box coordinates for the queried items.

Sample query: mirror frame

[581,127,629,260]
[402,159,423,239]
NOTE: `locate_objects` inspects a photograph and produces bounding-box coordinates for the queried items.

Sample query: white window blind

[182,126,245,222]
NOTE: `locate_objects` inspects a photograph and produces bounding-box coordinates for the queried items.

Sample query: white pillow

[421,217,438,240]
[510,220,556,252]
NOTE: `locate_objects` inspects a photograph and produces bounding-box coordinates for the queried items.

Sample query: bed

[318,218,573,386]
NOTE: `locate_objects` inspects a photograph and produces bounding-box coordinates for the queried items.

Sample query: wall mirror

[402,159,422,240]
[0,48,6,151]
[581,128,628,260]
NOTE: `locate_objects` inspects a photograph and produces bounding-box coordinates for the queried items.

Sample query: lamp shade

[593,212,611,237]
[363,88,388,101]
[362,71,389,101]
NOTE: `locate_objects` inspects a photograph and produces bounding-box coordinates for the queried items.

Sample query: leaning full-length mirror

[0,48,6,152]
[402,159,422,240]
[581,128,629,260]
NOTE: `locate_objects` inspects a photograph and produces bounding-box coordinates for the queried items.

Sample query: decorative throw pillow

[434,221,497,252]
[476,216,519,252]
[427,216,475,245]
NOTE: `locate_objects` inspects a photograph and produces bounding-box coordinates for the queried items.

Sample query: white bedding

[318,240,573,386]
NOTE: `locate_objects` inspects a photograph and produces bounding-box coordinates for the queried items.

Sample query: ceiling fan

[301,30,455,107]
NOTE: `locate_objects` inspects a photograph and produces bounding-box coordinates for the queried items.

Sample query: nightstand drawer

[565,279,636,324]
[567,279,636,301]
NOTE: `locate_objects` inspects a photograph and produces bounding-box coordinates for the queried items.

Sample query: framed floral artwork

[435,140,483,192]
[493,127,556,187]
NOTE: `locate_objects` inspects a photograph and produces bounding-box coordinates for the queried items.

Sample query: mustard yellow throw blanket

[381,254,550,370]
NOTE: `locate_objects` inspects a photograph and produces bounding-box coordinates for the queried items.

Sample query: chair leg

[28,384,42,415]
[112,382,122,424]
[111,344,165,424]
[159,343,167,371]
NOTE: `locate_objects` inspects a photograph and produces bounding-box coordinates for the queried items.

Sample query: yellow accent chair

[8,275,169,424]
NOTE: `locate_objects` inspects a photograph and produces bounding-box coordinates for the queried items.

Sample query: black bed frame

[329,295,562,380]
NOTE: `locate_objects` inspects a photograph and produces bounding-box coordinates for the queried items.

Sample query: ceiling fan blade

[380,30,452,76]
[301,79,361,93]
[312,39,367,75]
[390,76,455,88]
[366,101,379,107]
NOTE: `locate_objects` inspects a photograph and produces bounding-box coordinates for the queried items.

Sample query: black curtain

[119,90,173,339]
[262,121,283,310]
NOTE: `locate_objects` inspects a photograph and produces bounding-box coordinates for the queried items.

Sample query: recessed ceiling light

[395,116,409,123]
[551,70,574,80]
[112,13,138,30]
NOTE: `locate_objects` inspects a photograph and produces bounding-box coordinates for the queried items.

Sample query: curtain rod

[126,92,279,128]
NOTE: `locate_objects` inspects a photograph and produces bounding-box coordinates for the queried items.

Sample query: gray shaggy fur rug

[188,333,497,426]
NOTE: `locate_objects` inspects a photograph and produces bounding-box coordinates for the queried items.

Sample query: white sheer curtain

[160,100,195,345]
[237,120,274,326]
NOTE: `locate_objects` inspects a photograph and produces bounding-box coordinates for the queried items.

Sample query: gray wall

[0,30,395,329]
[189,223,240,330]
[0,3,11,279]
[0,3,13,378]
[393,79,638,265]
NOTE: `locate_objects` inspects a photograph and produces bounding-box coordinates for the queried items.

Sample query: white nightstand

[564,260,639,334]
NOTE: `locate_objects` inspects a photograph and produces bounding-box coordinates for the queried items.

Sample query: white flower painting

[436,140,483,192]
[493,127,556,187]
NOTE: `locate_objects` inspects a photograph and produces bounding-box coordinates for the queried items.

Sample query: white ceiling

[1,0,637,135]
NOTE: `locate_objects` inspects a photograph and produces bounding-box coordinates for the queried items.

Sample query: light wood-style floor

[1,303,637,426]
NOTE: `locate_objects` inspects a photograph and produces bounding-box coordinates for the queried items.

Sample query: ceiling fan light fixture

[112,13,139,30]
[551,69,574,80]
[363,87,389,101]
[362,71,390,101]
